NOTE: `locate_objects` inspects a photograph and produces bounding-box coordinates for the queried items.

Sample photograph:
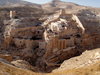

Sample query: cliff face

[0,49,100,75]
[1,9,99,73]
[53,48,100,72]
[0,0,100,74]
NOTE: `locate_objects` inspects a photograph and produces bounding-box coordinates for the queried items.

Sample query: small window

[64,36,70,39]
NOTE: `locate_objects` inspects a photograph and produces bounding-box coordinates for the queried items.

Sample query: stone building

[10,11,17,19]
[3,9,86,72]
[42,9,85,66]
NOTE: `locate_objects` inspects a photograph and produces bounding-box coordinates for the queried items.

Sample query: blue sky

[24,0,100,8]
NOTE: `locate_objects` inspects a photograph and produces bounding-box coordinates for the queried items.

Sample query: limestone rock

[0,54,13,62]
[0,60,41,75]
[0,56,100,75]
[11,60,36,71]
[53,48,100,72]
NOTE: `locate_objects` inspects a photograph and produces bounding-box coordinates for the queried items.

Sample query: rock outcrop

[53,48,100,72]
[0,52,100,75]
[11,60,36,71]
[78,10,100,50]
[0,54,13,62]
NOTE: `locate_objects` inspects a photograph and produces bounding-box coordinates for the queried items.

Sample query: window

[76,34,81,38]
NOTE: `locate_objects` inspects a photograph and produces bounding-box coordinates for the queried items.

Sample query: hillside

[42,0,100,14]
[0,0,100,14]
[0,0,41,8]
[42,0,85,13]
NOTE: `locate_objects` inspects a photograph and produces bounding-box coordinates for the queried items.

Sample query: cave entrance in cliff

[30,36,42,40]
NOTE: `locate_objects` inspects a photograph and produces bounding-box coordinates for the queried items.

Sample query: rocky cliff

[0,0,100,75]
[0,48,100,75]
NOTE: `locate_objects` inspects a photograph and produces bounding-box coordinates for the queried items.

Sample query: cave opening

[75,34,81,38]
[30,36,42,40]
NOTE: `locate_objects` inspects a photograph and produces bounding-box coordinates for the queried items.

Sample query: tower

[10,11,16,19]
